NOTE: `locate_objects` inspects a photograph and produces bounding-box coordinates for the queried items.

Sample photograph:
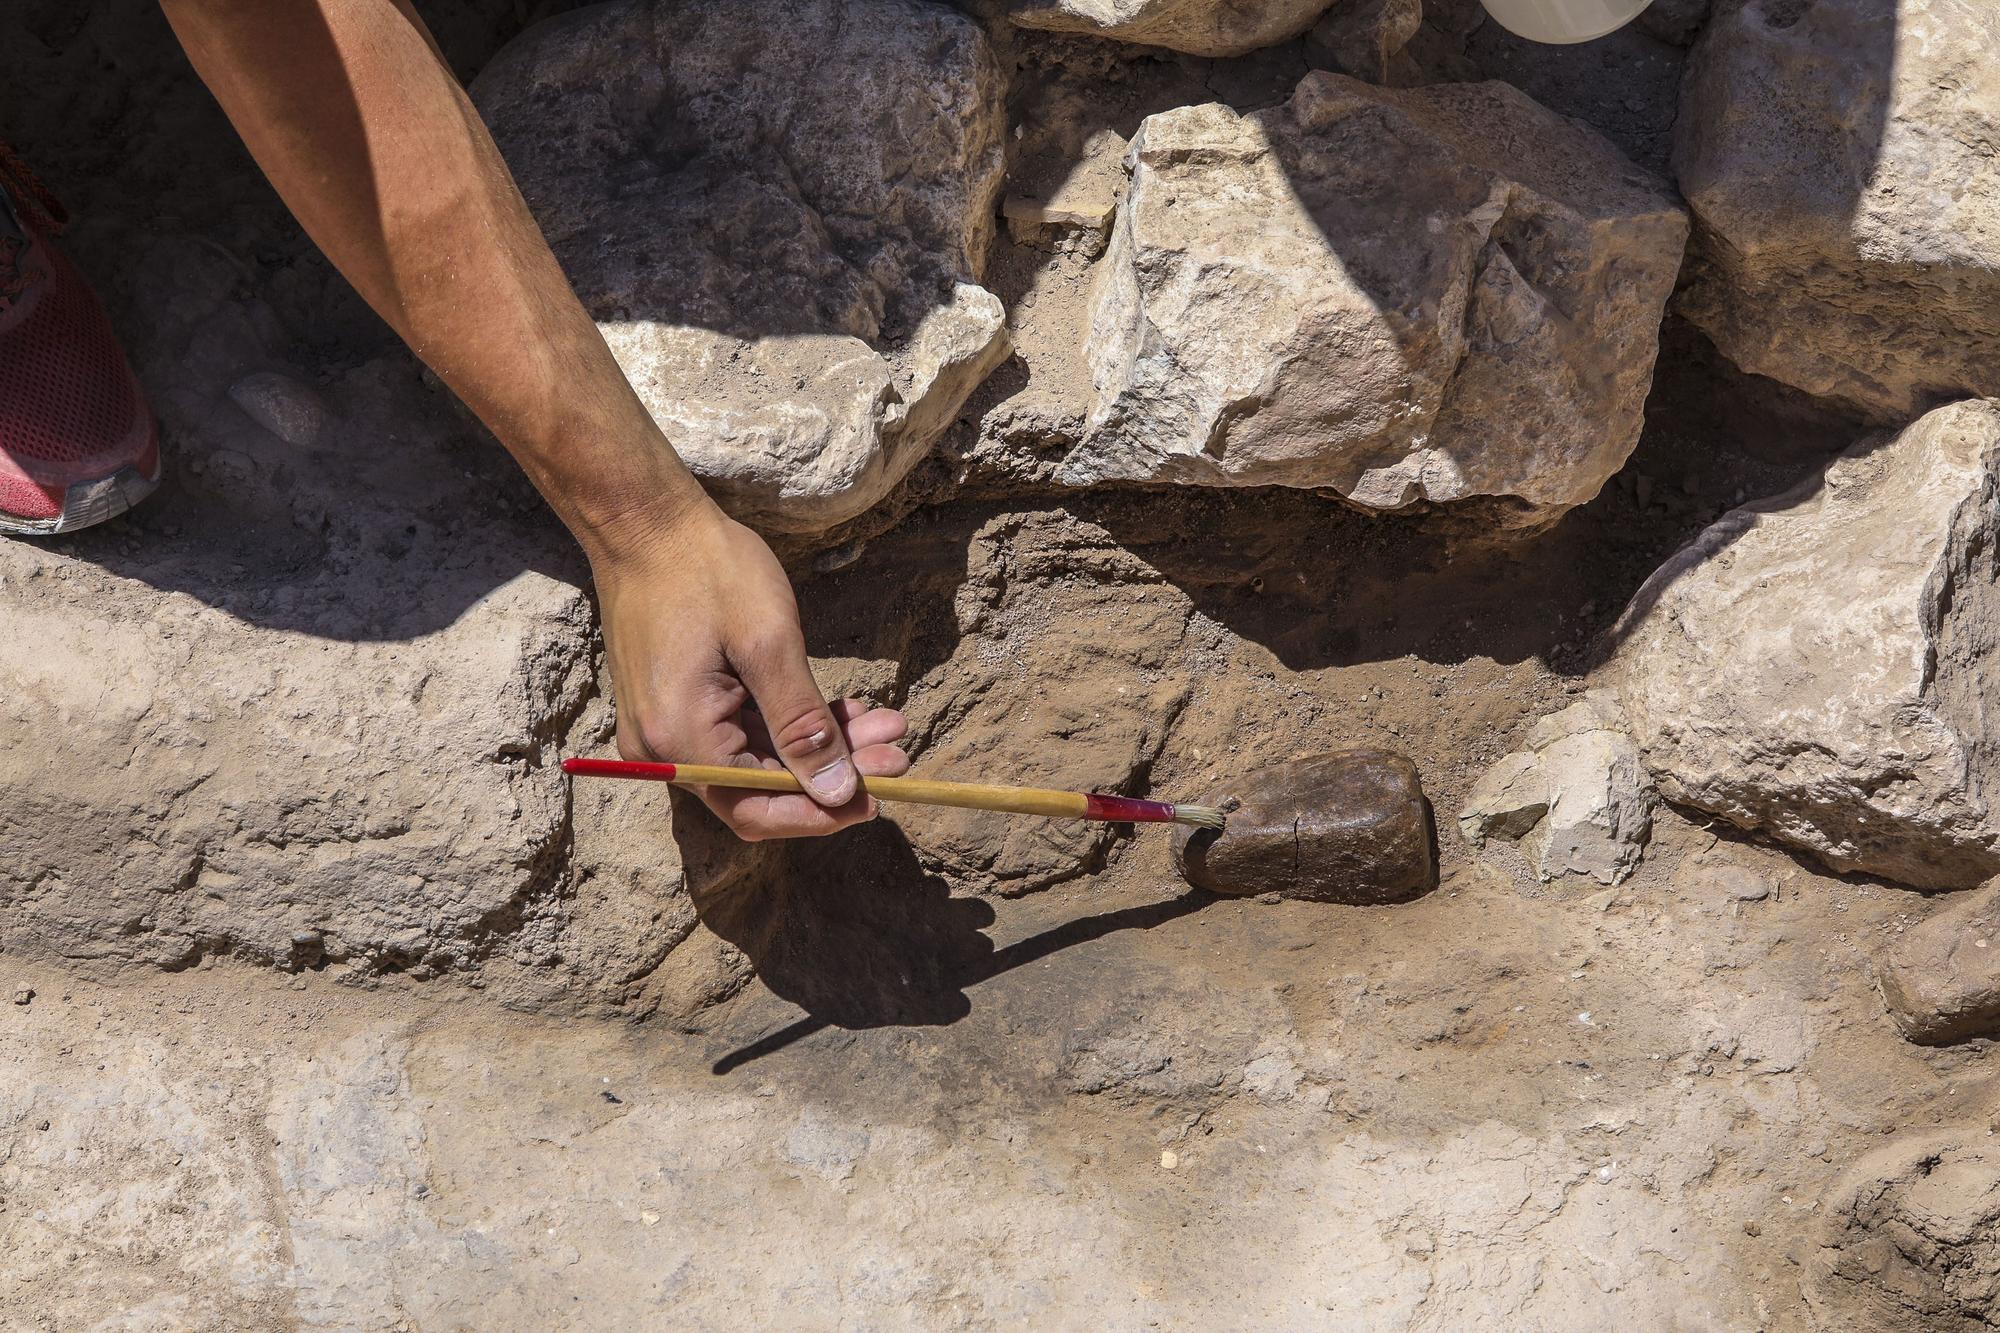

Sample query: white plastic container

[1478,0,1654,43]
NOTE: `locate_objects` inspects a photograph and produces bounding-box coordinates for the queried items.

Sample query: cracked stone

[1809,1130,2000,1329]
[894,512,1195,895]
[1173,750,1436,904]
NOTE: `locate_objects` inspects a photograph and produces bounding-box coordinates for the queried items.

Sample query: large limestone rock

[1611,401,2000,890]
[1009,0,1338,56]
[1059,74,1688,520]
[1674,0,2000,422]
[473,0,1009,535]
[0,212,697,1014]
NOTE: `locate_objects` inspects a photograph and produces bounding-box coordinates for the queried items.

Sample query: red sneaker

[0,141,160,535]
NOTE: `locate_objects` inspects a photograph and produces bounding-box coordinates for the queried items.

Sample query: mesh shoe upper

[0,172,158,523]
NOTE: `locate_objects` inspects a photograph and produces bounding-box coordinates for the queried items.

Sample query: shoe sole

[0,459,161,537]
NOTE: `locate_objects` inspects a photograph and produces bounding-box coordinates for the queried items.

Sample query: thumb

[733,627,858,807]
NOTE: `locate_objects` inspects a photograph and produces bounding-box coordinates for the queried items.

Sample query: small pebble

[1160,1150,1179,1171]
[641,1211,661,1227]
[12,987,31,1006]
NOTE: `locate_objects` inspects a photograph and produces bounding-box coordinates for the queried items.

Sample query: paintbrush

[562,757,1227,831]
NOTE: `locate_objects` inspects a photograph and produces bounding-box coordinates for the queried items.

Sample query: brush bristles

[1172,804,1227,832]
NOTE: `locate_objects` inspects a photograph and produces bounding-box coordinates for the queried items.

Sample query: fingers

[743,699,907,755]
[697,716,910,842]
[853,741,910,778]
[702,786,872,841]
[730,627,858,807]
[837,702,909,751]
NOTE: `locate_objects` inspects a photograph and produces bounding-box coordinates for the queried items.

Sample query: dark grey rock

[1173,750,1435,904]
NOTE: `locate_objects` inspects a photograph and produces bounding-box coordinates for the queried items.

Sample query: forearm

[160,0,709,555]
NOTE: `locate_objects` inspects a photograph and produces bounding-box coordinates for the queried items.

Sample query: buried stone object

[1173,750,1436,904]
[1875,878,2000,1046]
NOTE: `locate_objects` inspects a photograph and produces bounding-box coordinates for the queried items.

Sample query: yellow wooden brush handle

[560,757,1204,824]
[663,763,1092,819]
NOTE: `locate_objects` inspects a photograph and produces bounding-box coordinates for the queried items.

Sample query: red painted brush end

[563,757,679,781]
[1082,792,1179,824]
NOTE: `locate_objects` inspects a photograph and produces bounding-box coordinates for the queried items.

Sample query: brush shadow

[671,790,1217,1074]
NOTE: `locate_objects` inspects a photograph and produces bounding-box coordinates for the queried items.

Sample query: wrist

[573,478,724,572]
[518,418,721,569]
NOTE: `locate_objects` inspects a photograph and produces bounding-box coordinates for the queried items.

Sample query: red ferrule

[1082,793,1178,823]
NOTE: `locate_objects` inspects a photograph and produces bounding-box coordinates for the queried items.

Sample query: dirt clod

[1877,878,2000,1044]
[1810,1132,2000,1332]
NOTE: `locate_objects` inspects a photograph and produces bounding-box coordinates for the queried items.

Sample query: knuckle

[768,705,839,759]
[616,730,660,763]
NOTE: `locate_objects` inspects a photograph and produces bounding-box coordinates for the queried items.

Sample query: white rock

[1611,400,2000,889]
[1459,751,1550,845]
[473,0,1009,535]
[228,371,330,448]
[1059,74,1687,523]
[1009,0,1338,56]
[1674,0,2000,421]
[1460,697,1655,885]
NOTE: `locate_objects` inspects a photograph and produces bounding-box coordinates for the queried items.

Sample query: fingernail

[808,757,855,802]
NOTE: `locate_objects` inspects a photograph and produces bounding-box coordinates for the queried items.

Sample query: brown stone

[1876,880,2000,1045]
[1172,750,1435,904]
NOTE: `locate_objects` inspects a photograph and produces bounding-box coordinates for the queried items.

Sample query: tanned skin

[159,0,910,839]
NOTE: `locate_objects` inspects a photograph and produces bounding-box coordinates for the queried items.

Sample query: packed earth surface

[7,0,2000,1328]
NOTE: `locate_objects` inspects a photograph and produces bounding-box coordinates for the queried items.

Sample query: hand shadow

[672,790,998,1032]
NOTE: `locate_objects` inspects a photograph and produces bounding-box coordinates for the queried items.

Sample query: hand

[591,499,911,840]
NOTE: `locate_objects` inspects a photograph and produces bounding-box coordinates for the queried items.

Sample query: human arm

[159,0,908,837]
